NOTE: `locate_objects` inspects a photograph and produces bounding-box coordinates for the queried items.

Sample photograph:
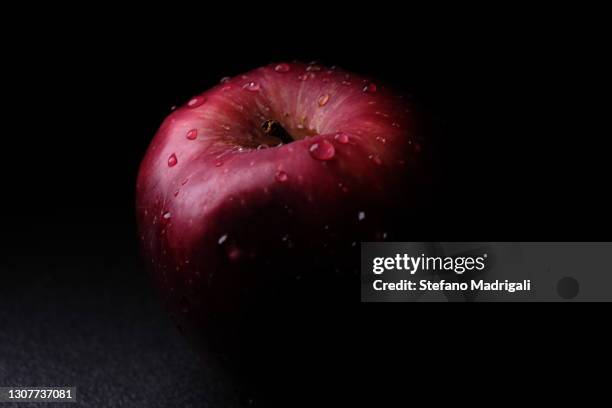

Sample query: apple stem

[262,120,293,145]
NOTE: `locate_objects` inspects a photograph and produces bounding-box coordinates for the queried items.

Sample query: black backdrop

[1,8,609,407]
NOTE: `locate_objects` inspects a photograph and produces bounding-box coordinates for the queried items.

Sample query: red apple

[136,62,423,398]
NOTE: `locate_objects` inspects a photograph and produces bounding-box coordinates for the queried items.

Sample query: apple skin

[136,62,423,399]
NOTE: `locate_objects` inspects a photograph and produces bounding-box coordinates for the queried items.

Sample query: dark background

[1,8,609,407]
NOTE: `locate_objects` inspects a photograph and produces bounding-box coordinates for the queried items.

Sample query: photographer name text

[373,279,531,293]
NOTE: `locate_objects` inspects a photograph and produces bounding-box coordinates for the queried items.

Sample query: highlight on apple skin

[136,61,425,396]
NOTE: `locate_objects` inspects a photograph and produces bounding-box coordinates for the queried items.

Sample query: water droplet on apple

[363,83,377,93]
[243,81,260,91]
[334,132,349,144]
[369,154,382,165]
[391,122,400,128]
[257,144,269,150]
[179,296,191,313]
[299,72,315,81]
[274,63,290,73]
[275,171,288,182]
[218,234,228,245]
[214,160,223,167]
[341,80,351,86]
[220,76,231,83]
[167,153,178,167]
[358,211,366,221]
[318,94,330,107]
[187,96,205,108]
[376,136,386,144]
[186,129,198,140]
[309,140,335,161]
[227,247,243,262]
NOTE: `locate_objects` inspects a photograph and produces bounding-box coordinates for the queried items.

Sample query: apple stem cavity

[261,119,294,145]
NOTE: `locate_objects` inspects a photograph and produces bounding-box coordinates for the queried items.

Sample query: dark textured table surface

[0,250,241,408]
